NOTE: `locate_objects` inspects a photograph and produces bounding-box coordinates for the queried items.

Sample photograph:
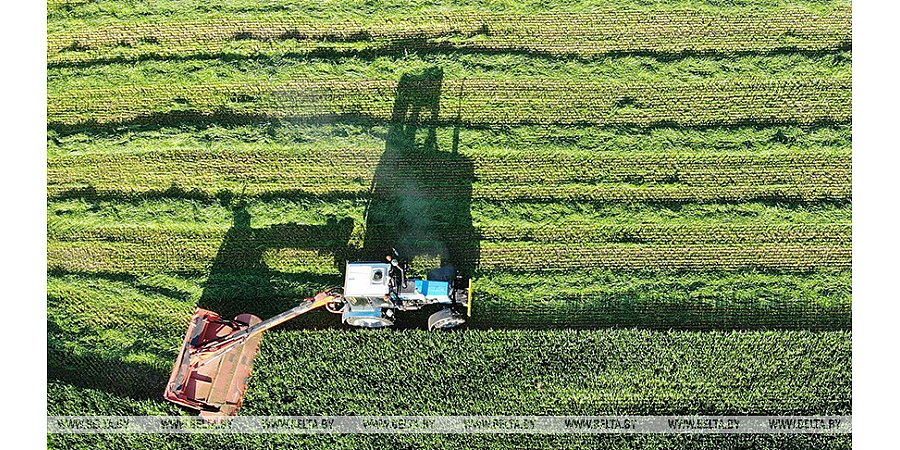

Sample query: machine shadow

[361,66,480,327]
[195,200,354,329]
[182,67,479,335]
[47,321,172,402]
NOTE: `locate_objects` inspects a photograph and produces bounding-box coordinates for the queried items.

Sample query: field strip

[471,184,851,202]
[47,148,851,202]
[47,52,853,98]
[47,239,850,274]
[46,326,851,416]
[473,298,849,330]
[48,197,852,228]
[471,269,849,330]
[47,77,851,127]
[46,0,852,20]
[236,329,850,415]
[48,184,852,204]
[48,148,851,182]
[49,186,852,204]
[48,7,851,64]
[48,123,853,158]
[480,242,850,270]
[46,272,851,415]
[49,223,850,245]
[47,267,851,343]
[46,270,849,377]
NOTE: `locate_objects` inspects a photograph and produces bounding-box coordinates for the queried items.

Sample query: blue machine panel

[415,279,451,302]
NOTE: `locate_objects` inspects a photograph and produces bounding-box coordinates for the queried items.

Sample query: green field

[48,0,851,448]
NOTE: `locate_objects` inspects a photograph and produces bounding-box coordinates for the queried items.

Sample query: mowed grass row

[49,194,851,246]
[47,222,851,279]
[49,52,853,92]
[48,147,851,184]
[48,197,853,228]
[47,147,850,202]
[481,242,849,271]
[47,238,850,274]
[194,269,850,330]
[53,185,851,203]
[47,77,851,128]
[46,193,851,329]
[47,0,851,23]
[49,122,852,156]
[50,222,851,245]
[47,7,851,65]
[48,275,193,385]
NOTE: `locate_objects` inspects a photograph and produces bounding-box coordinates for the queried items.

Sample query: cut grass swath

[48,77,851,128]
[47,147,851,202]
[48,8,851,64]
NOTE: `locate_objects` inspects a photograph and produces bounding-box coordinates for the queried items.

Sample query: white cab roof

[344,262,391,297]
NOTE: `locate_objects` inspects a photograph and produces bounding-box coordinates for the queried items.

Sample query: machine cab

[342,262,393,310]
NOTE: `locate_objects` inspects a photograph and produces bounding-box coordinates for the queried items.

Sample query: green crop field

[47,0,851,448]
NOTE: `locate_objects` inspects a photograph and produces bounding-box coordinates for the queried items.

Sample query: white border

[1,1,47,448]
[853,1,900,449]
[9,0,897,446]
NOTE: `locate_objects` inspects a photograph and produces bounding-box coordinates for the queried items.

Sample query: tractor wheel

[428,308,466,331]
[325,299,345,314]
[345,316,394,328]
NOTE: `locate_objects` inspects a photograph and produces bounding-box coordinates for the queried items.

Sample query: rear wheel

[428,308,466,330]
[325,298,345,314]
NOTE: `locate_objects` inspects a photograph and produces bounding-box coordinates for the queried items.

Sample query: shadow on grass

[47,321,170,401]
[52,183,852,210]
[49,111,852,142]
[47,201,355,401]
[361,66,480,275]
[195,199,354,328]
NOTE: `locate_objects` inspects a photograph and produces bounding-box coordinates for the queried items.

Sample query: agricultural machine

[164,253,472,418]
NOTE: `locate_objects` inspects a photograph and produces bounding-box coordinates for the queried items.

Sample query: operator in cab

[386,254,406,297]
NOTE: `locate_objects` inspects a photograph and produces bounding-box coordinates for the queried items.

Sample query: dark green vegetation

[245,329,850,415]
[48,0,851,448]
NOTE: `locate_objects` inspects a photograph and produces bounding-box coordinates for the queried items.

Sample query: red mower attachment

[164,292,341,418]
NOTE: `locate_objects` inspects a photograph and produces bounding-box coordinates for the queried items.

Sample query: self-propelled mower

[164,253,471,418]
